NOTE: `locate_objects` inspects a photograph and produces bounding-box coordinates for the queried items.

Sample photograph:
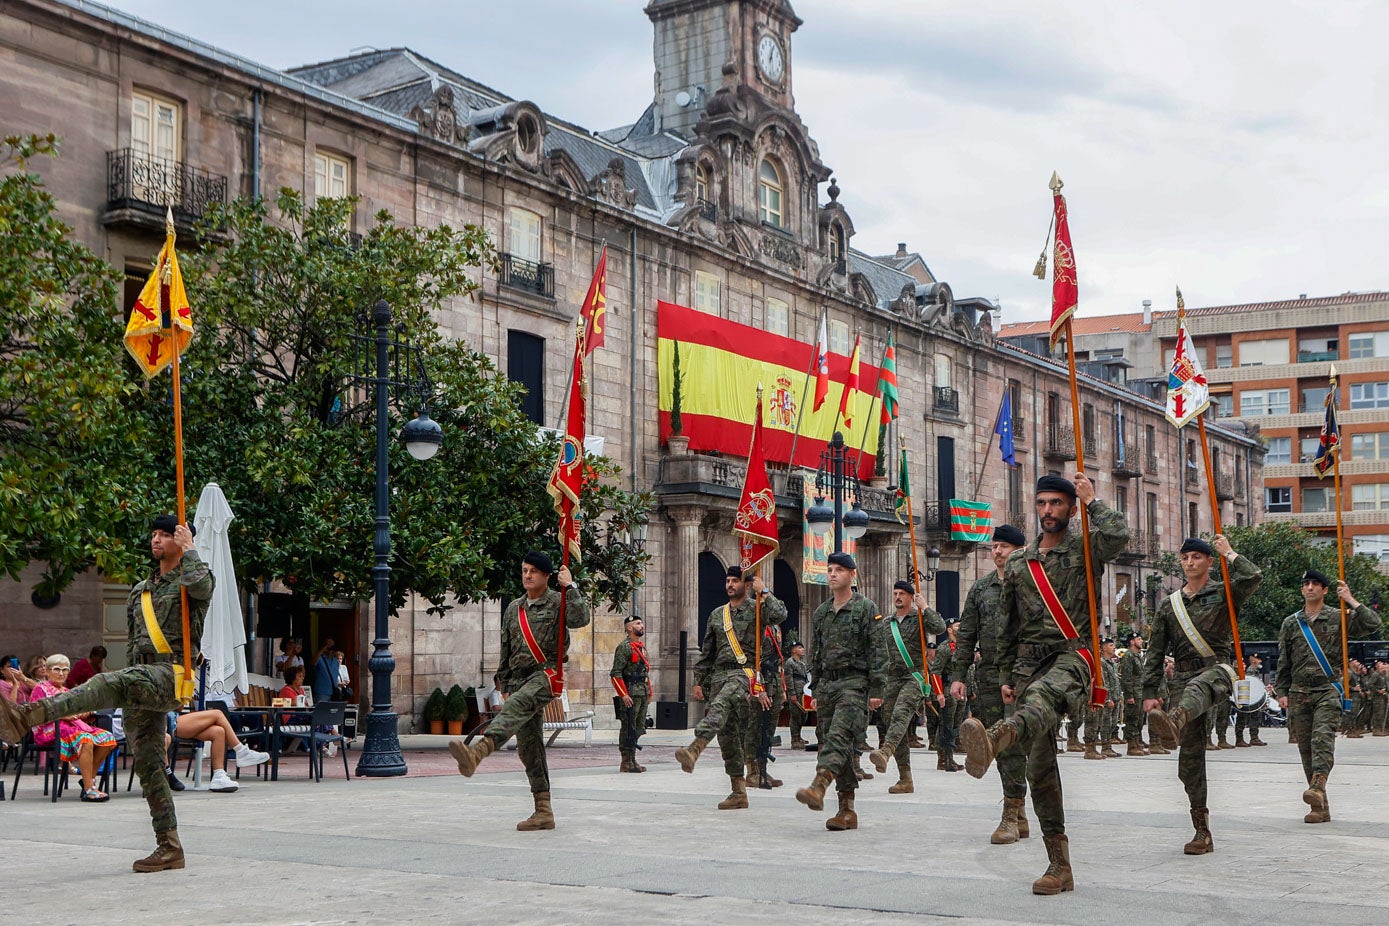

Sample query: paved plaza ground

[4,727,1389,925]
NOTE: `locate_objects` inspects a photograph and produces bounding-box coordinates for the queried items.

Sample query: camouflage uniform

[1233,663,1265,744]
[930,641,965,759]
[1142,554,1262,809]
[25,550,212,838]
[1276,601,1381,783]
[784,654,810,743]
[1369,666,1389,735]
[741,626,787,776]
[487,585,591,794]
[872,606,945,770]
[809,592,884,793]
[693,592,787,777]
[957,571,1026,799]
[1099,657,1121,744]
[610,637,651,756]
[995,500,1129,838]
[1119,646,1145,743]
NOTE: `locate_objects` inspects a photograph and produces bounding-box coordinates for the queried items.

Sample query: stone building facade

[0,0,1263,727]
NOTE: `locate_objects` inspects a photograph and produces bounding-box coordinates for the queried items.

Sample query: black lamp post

[806,431,871,553]
[351,299,443,778]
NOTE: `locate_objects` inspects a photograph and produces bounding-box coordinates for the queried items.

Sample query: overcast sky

[108,0,1389,324]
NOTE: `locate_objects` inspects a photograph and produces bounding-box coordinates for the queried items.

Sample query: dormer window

[828,222,845,270]
[758,159,784,229]
[517,114,539,155]
[696,162,710,203]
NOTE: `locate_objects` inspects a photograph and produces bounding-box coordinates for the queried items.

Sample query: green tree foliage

[0,135,156,594]
[1223,520,1387,640]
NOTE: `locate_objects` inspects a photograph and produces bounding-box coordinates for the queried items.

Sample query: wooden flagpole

[900,436,933,692]
[1329,367,1351,703]
[1061,318,1104,687]
[1196,416,1245,679]
[161,209,192,701]
[752,386,764,683]
[555,320,586,692]
[787,307,826,470]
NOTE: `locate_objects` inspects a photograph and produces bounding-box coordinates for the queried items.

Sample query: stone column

[664,505,705,697]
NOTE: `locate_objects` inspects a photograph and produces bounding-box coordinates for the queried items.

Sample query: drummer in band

[1141,535,1262,856]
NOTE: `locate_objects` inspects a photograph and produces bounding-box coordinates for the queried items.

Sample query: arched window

[695,162,710,204]
[758,158,784,228]
[828,223,845,269]
[516,114,539,154]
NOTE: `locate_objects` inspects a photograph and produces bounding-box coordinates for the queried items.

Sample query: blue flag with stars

[995,391,1017,466]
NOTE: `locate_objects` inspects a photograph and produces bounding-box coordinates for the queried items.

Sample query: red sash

[1026,558,1105,707]
[613,641,649,699]
[518,605,563,696]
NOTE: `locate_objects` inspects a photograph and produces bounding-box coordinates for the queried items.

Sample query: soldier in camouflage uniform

[952,524,1031,843]
[795,551,885,831]
[960,473,1128,895]
[930,622,965,771]
[611,614,651,773]
[1346,661,1371,737]
[867,579,946,792]
[1276,570,1380,823]
[1233,654,1267,746]
[742,621,787,789]
[449,550,590,831]
[1370,659,1389,736]
[1,516,212,873]
[1119,633,1149,754]
[1143,536,1261,855]
[785,642,810,748]
[675,567,785,811]
[1095,638,1122,758]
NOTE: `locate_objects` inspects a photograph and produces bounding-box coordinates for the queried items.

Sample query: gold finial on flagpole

[1329,363,1338,384]
[165,206,175,238]
[1049,171,1063,193]
[1176,285,1185,317]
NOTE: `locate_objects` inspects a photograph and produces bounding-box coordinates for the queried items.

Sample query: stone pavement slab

[3,732,1388,925]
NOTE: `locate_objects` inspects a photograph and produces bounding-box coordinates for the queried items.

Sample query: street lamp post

[352,299,443,778]
[806,431,871,553]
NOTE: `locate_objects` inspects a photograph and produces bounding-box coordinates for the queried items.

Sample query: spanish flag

[839,334,861,429]
[124,217,192,378]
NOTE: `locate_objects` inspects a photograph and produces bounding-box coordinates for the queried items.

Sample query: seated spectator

[22,655,48,687]
[30,654,118,802]
[171,709,270,793]
[334,650,353,701]
[67,645,107,688]
[311,639,338,704]
[274,639,303,676]
[1,654,39,707]
[278,665,312,752]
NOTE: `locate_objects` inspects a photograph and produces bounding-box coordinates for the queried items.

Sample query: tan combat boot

[619,751,635,773]
[132,830,184,873]
[990,797,1024,845]
[869,744,893,774]
[1302,772,1330,823]
[825,790,858,831]
[791,735,808,749]
[1065,733,1084,753]
[1084,743,1103,760]
[718,776,749,810]
[1101,740,1122,759]
[1184,807,1214,854]
[1216,732,1235,749]
[630,751,647,773]
[960,718,1016,779]
[888,764,913,794]
[796,769,835,811]
[1016,801,1031,839]
[448,737,496,778]
[1126,738,1150,757]
[517,791,555,831]
[1146,706,1188,751]
[1147,743,1172,755]
[675,736,709,773]
[1234,733,1249,747]
[1032,834,1074,895]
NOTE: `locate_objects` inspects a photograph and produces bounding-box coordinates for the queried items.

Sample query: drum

[1235,675,1267,713]
[802,683,813,712]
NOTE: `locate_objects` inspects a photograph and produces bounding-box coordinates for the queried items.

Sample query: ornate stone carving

[409,85,466,145]
[592,157,638,209]
[758,233,803,269]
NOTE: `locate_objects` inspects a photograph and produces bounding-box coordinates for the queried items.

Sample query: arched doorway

[697,551,728,644]
[772,558,802,645]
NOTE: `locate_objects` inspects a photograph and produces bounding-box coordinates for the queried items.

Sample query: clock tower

[646,0,801,138]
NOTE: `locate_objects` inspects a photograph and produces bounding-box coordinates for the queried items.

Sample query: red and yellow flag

[839,333,861,428]
[1047,173,1077,345]
[579,247,607,355]
[124,222,193,377]
[735,390,780,575]
[546,337,586,564]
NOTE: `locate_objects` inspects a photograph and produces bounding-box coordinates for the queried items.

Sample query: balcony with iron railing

[831,257,847,276]
[1082,435,1098,459]
[1044,425,1076,461]
[1147,532,1162,557]
[1011,417,1026,444]
[1297,350,1339,363]
[499,253,555,299]
[1185,465,1199,487]
[104,147,228,230]
[1215,472,1236,499]
[1145,452,1159,475]
[697,198,718,222]
[1112,442,1142,476]
[933,386,959,415]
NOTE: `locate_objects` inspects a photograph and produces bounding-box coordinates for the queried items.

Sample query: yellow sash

[140,590,194,704]
[722,604,759,690]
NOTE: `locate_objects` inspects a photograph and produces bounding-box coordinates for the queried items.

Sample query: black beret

[926,641,938,650]
[944,617,958,627]
[1100,636,1115,645]
[826,552,857,570]
[993,524,1026,547]
[1180,538,1214,556]
[1122,632,1139,644]
[893,580,916,594]
[1035,474,1076,499]
[523,550,554,574]
[151,514,194,538]
[726,565,746,580]
[1302,568,1332,588]
[791,641,805,649]
[623,614,642,625]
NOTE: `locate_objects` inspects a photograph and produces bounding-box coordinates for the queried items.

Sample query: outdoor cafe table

[229,706,313,781]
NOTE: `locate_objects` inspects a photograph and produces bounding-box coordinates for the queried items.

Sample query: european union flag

[996,392,1017,466]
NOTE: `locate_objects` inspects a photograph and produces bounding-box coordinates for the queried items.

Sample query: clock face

[757,35,784,83]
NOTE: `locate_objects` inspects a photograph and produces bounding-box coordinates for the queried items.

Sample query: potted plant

[667,340,690,455]
[444,684,469,737]
[424,687,446,735]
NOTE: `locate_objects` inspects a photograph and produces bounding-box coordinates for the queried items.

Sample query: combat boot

[869,744,893,774]
[1147,706,1189,751]
[0,695,36,745]
[718,776,749,810]
[1126,738,1150,757]
[675,736,709,773]
[1250,735,1267,746]
[1016,801,1031,839]
[1302,772,1330,823]
[791,736,808,749]
[888,764,913,794]
[448,736,496,778]
[1147,743,1172,755]
[825,790,858,831]
[990,797,1024,845]
[854,754,873,780]
[909,734,927,748]
[1066,733,1084,753]
[630,751,647,773]
[1084,743,1103,760]
[131,830,184,873]
[1234,733,1249,747]
[796,769,835,811]
[1032,834,1074,895]
[517,791,555,830]
[1184,807,1214,855]
[940,752,962,772]
[961,717,1016,779]
[1216,732,1235,749]
[620,751,635,773]
[1101,740,1122,759]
